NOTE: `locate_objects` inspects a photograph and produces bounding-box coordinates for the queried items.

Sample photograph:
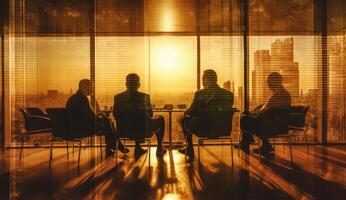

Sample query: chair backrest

[46,108,70,139]
[203,108,238,138]
[19,107,51,131]
[289,106,309,128]
[115,108,149,137]
[260,108,291,136]
[25,107,47,117]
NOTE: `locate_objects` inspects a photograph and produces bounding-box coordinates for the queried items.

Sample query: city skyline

[10,36,321,96]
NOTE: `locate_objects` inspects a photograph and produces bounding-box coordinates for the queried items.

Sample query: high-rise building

[271,38,300,101]
[328,36,346,141]
[271,38,294,72]
[281,62,300,100]
[329,36,346,96]
[252,50,271,105]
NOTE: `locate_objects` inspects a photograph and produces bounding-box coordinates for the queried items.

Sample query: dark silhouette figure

[240,72,291,154]
[178,69,234,159]
[66,79,127,158]
[113,73,167,157]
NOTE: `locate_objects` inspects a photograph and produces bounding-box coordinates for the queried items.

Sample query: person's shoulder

[193,89,204,98]
[137,91,150,98]
[281,88,292,98]
[67,93,77,100]
[114,91,124,98]
[66,92,87,107]
[195,89,205,95]
[114,91,127,99]
[66,94,76,107]
[69,92,85,101]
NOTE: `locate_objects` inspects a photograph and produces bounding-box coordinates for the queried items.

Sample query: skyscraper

[271,38,300,101]
[328,36,346,140]
[252,50,271,105]
[271,38,294,72]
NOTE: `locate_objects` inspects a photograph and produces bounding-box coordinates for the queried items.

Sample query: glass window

[249,0,314,34]
[249,36,322,143]
[328,35,346,142]
[10,36,90,144]
[327,0,346,34]
[7,0,345,145]
[327,0,346,143]
[96,36,197,143]
[25,0,89,34]
[201,36,243,138]
[0,32,3,146]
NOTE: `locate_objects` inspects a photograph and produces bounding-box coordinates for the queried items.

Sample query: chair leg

[304,129,309,155]
[49,138,53,165]
[66,140,69,159]
[19,136,24,161]
[115,139,119,165]
[273,137,276,152]
[148,140,151,168]
[123,140,127,160]
[99,136,103,160]
[288,136,293,163]
[282,137,285,151]
[237,132,241,156]
[198,139,201,162]
[230,137,234,165]
[258,139,262,164]
[78,140,82,168]
[184,136,187,161]
[72,141,75,154]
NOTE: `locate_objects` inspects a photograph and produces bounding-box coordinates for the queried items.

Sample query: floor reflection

[0,145,346,199]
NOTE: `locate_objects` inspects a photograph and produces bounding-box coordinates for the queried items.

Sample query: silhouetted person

[239,72,291,154]
[179,69,234,159]
[113,73,167,158]
[66,79,128,158]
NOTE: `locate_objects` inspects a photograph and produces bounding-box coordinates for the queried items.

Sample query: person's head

[126,73,140,91]
[79,79,94,96]
[202,69,218,89]
[266,72,283,91]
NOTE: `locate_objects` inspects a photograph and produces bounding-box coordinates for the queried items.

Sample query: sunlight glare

[162,193,182,200]
[161,6,174,32]
[154,45,179,72]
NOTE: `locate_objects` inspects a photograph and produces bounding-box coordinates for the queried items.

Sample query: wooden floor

[0,145,346,200]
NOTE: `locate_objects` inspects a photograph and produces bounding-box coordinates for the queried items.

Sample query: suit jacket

[186,84,234,134]
[250,88,292,136]
[186,84,234,117]
[113,90,153,136]
[65,90,98,136]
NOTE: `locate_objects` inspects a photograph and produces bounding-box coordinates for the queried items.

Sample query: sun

[154,45,179,71]
[149,36,196,92]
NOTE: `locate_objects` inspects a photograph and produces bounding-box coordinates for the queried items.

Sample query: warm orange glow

[152,37,181,74]
[161,7,174,32]
[162,193,182,200]
[149,36,196,93]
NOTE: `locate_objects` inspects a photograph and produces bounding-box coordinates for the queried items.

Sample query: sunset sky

[9,0,333,98]
[14,35,319,96]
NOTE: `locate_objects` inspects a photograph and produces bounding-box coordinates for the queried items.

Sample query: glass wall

[3,0,346,145]
[9,36,90,144]
[327,0,346,142]
[0,29,3,147]
[201,36,243,138]
[249,36,322,143]
[96,36,197,142]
